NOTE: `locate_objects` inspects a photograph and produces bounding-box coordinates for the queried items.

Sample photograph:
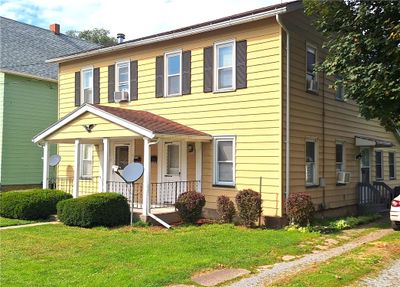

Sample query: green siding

[1,74,57,185]
[0,73,5,183]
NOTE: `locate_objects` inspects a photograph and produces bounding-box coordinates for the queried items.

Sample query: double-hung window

[375,151,383,181]
[80,144,93,178]
[81,68,93,104]
[306,45,317,92]
[215,41,235,91]
[214,136,235,186]
[389,152,396,180]
[335,76,345,101]
[165,51,181,96]
[116,61,129,93]
[336,143,344,173]
[306,139,317,185]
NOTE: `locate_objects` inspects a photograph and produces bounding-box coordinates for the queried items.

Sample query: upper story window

[215,40,235,92]
[165,51,182,96]
[335,76,345,101]
[116,61,130,93]
[389,152,396,180]
[336,142,344,172]
[81,68,93,104]
[214,136,235,186]
[375,151,383,181]
[80,144,93,178]
[306,45,318,92]
[306,139,318,186]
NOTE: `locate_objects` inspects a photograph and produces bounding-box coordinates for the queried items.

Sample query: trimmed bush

[217,195,236,223]
[57,193,130,228]
[286,192,315,226]
[175,191,206,224]
[235,189,262,227]
[0,189,72,220]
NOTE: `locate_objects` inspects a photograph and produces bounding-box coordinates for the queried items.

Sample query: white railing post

[102,138,109,192]
[195,142,202,192]
[142,137,151,217]
[42,141,49,189]
[73,139,80,198]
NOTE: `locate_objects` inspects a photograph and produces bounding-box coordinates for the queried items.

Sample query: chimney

[117,33,125,44]
[49,23,60,35]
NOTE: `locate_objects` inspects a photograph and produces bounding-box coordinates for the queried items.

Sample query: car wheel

[391,221,400,231]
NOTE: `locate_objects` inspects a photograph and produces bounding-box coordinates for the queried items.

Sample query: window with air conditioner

[306,46,318,92]
[114,61,130,102]
[81,68,93,104]
[336,143,344,173]
[305,139,318,186]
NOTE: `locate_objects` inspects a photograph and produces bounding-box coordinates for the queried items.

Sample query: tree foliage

[304,0,400,132]
[66,28,117,46]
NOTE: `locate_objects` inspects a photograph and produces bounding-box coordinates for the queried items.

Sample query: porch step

[132,210,181,226]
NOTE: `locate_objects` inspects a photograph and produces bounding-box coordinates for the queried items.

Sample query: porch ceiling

[32,103,212,143]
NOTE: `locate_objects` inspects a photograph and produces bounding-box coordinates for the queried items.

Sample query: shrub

[217,195,236,223]
[235,189,262,227]
[57,193,130,228]
[0,189,72,220]
[286,192,315,226]
[175,191,206,224]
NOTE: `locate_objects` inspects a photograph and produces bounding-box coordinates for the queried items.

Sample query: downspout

[276,15,290,216]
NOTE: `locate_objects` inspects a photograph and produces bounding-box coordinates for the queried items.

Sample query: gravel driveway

[359,259,400,287]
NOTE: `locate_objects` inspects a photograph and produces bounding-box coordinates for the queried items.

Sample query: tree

[304,0,400,132]
[66,28,117,46]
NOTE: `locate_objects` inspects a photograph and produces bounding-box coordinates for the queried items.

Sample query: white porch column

[195,142,202,192]
[42,141,49,189]
[142,137,151,216]
[102,138,110,192]
[73,139,80,198]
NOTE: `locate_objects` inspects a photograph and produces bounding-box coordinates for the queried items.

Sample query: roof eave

[0,69,57,82]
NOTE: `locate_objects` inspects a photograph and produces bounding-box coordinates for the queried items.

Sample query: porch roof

[32,103,212,143]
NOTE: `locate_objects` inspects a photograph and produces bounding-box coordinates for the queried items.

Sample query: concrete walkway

[0,221,60,230]
[226,228,393,287]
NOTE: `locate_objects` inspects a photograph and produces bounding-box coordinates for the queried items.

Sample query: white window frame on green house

[115,60,130,93]
[164,50,182,97]
[305,138,318,186]
[214,40,236,92]
[389,152,396,180]
[81,67,94,104]
[213,136,236,186]
[306,44,318,92]
[80,144,93,178]
[375,150,384,181]
[336,142,345,173]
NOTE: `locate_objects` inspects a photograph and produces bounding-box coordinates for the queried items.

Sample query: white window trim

[305,138,318,186]
[214,40,236,92]
[306,43,318,92]
[389,152,396,180]
[213,135,236,186]
[164,50,182,97]
[81,67,94,104]
[375,150,384,181]
[115,60,130,93]
[80,144,93,179]
[336,141,345,173]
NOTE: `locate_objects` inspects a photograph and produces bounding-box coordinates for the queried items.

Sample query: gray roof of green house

[0,17,101,80]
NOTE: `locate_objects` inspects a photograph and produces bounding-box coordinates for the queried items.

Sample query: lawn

[0,224,321,287]
[0,217,34,227]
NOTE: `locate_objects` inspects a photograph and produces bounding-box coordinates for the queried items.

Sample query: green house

[0,17,100,191]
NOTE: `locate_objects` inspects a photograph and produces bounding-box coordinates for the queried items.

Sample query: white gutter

[46,7,288,64]
[276,14,290,215]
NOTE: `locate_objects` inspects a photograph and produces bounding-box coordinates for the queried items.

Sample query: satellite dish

[122,162,144,183]
[49,155,61,167]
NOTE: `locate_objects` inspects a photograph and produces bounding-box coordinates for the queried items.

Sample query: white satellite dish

[49,155,61,167]
[122,162,144,183]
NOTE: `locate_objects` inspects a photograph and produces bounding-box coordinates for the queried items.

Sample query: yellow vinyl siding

[56,18,283,217]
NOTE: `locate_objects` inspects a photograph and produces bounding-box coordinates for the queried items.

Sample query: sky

[0,0,290,40]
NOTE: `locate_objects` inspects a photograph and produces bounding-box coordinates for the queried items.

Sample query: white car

[390,195,400,230]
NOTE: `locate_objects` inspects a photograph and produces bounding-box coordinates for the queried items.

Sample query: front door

[163,142,181,182]
[360,147,370,183]
[109,143,131,193]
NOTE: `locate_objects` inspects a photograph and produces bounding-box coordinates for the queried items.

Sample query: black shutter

[182,51,191,95]
[130,60,138,101]
[155,55,164,98]
[108,64,115,103]
[75,71,81,106]
[236,40,247,89]
[93,67,100,104]
[203,46,213,93]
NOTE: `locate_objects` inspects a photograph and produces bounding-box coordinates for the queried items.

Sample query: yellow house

[33,1,399,225]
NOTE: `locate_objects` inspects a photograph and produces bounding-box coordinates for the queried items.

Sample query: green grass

[0,224,320,287]
[270,232,400,287]
[0,217,34,227]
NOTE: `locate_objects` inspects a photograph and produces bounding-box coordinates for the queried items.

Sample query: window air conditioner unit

[307,78,318,91]
[114,91,129,102]
[337,172,351,184]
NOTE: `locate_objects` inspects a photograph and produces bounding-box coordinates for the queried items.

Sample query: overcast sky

[0,0,290,40]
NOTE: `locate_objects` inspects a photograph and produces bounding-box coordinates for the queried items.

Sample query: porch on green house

[33,104,211,218]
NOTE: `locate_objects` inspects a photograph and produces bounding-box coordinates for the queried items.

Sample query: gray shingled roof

[0,17,101,80]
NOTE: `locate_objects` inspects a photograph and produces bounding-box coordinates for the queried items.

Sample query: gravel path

[359,259,400,287]
[226,228,393,287]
